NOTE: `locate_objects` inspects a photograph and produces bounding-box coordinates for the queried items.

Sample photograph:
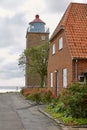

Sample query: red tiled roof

[50,3,87,59]
[30,15,45,24]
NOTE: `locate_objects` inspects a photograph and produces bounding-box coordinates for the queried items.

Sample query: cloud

[0,47,24,80]
[0,7,15,18]
[0,59,24,79]
[0,12,26,48]
[44,0,70,13]
[44,0,83,13]
[0,1,27,85]
[0,77,25,86]
[0,12,26,81]
[0,0,25,11]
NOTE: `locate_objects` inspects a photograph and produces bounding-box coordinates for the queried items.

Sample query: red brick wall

[48,31,73,94]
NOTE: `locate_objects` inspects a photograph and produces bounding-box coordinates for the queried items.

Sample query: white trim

[50,72,53,87]
[41,35,45,40]
[52,44,55,55]
[63,68,67,88]
[59,37,63,50]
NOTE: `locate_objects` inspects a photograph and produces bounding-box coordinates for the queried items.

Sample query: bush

[42,90,52,103]
[60,82,87,118]
[53,102,66,113]
[25,94,35,101]
[33,92,41,104]
[25,89,52,104]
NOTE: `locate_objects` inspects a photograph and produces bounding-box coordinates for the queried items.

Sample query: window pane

[41,35,45,40]
[50,73,53,87]
[63,69,67,88]
[52,44,55,54]
[59,37,63,50]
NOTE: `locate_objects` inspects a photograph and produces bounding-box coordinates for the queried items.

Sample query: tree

[19,42,49,88]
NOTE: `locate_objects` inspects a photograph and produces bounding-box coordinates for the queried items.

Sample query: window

[59,37,63,50]
[50,73,53,87]
[52,44,55,55]
[63,68,67,88]
[41,35,45,40]
[31,25,34,29]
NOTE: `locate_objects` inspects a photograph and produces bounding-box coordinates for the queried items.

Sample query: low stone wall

[22,87,48,96]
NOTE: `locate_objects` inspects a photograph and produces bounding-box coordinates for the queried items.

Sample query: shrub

[53,102,66,113]
[60,82,87,118]
[25,89,52,104]
[33,92,41,104]
[39,90,52,103]
[25,94,35,101]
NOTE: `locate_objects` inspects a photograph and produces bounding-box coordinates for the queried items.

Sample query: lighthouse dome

[28,15,46,33]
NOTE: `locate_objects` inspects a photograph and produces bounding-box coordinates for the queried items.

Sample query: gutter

[50,25,64,41]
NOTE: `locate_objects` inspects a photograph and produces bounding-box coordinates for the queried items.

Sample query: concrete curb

[38,107,70,130]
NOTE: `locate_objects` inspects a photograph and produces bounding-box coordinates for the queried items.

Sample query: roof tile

[50,3,87,59]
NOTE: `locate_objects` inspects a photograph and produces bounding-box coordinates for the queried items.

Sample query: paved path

[0,93,62,130]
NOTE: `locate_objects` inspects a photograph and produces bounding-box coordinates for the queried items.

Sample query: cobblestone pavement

[0,93,62,130]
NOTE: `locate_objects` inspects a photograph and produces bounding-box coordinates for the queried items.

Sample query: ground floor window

[63,68,67,88]
[50,72,53,87]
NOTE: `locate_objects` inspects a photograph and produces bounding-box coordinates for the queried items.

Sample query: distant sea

[0,86,24,93]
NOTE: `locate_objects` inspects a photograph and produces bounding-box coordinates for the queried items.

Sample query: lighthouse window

[41,35,45,40]
[31,25,34,29]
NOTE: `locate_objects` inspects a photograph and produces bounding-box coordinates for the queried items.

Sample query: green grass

[45,107,87,126]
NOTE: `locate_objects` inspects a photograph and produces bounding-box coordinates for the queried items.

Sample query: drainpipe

[75,59,78,81]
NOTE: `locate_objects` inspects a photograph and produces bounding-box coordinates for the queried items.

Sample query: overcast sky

[0,0,86,86]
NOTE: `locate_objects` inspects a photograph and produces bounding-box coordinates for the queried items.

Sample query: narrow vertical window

[50,73,53,87]
[63,68,67,88]
[59,37,63,50]
[41,35,45,40]
[52,44,55,55]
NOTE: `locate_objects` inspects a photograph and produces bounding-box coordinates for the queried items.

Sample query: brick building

[26,15,49,87]
[48,3,87,95]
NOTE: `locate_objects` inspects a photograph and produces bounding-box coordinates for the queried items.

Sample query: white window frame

[50,72,53,87]
[63,68,67,88]
[58,37,63,50]
[52,44,55,55]
[41,35,45,40]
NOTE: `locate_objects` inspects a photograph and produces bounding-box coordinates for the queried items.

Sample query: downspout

[75,59,78,81]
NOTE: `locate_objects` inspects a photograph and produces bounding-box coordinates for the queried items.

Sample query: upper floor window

[52,44,55,55]
[58,37,63,50]
[41,35,45,40]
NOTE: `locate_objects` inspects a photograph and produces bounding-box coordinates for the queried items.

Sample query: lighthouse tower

[26,15,49,87]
